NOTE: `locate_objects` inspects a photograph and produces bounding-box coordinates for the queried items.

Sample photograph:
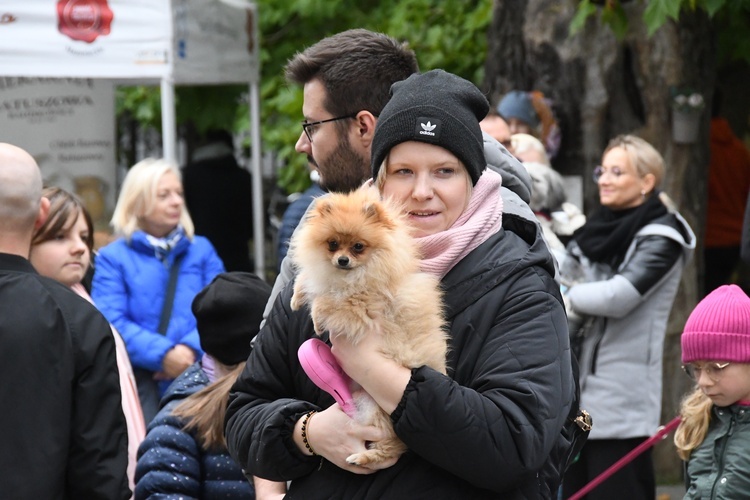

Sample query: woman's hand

[329,322,386,382]
[294,404,397,473]
[160,344,195,379]
[330,327,411,416]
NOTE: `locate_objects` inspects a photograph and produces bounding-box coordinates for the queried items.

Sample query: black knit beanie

[371,69,489,185]
[191,272,272,366]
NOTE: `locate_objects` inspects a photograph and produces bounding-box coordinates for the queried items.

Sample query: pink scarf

[417,169,503,277]
[202,353,218,383]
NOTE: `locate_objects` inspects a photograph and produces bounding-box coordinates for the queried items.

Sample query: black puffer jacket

[226,213,575,499]
[135,363,254,499]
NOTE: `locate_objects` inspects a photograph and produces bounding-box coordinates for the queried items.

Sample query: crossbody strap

[157,254,184,335]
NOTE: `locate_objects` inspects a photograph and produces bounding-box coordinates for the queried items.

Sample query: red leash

[568,416,682,500]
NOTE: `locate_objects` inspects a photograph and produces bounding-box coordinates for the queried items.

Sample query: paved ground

[656,483,685,499]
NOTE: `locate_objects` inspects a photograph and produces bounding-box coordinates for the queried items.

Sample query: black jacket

[225,212,575,499]
[0,253,129,499]
[182,154,253,272]
[135,363,254,499]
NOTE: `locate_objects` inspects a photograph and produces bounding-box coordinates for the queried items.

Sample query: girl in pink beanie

[674,284,750,498]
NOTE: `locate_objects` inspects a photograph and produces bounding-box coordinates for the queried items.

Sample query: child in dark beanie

[674,285,750,499]
[135,272,271,500]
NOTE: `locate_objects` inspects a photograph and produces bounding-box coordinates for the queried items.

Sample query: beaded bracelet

[301,410,318,456]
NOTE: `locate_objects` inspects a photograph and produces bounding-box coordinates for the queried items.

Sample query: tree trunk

[483,0,714,484]
[484,0,530,90]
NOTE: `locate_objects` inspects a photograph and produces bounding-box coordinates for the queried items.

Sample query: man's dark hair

[285,29,419,119]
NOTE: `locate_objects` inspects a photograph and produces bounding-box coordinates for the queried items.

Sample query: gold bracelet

[301,410,318,456]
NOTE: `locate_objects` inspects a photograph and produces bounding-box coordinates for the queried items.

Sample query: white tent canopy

[0,0,265,276]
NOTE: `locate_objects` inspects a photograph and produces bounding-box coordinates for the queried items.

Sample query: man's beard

[313,136,370,193]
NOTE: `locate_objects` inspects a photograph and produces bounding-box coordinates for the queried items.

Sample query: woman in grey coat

[560,135,695,500]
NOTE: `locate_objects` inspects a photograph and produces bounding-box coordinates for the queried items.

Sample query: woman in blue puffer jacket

[93,158,225,422]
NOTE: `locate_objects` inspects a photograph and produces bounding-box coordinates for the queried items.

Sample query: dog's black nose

[337,256,350,267]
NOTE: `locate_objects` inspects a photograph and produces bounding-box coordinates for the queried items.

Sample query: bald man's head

[0,143,44,234]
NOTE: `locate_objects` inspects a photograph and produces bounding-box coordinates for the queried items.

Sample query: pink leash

[568,416,682,500]
[298,338,357,417]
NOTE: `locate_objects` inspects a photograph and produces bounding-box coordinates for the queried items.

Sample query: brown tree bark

[484,0,530,90]
[482,0,715,483]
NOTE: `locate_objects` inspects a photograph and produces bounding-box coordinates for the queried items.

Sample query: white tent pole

[160,76,177,162]
[250,80,265,278]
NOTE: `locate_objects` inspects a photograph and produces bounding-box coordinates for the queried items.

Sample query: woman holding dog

[559,135,695,500]
[226,70,576,499]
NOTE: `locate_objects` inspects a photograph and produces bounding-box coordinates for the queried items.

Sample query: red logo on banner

[57,0,113,44]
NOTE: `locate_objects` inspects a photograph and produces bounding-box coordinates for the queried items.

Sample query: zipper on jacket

[710,412,735,498]
[589,318,607,375]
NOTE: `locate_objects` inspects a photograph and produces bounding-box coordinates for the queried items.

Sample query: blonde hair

[375,157,389,190]
[110,158,194,239]
[674,386,713,460]
[511,133,550,166]
[172,362,244,451]
[604,135,665,188]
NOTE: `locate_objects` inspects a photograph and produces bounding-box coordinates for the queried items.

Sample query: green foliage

[570,0,750,62]
[601,1,629,38]
[116,0,492,194]
[570,1,598,35]
[257,0,492,193]
[643,0,683,36]
[713,0,750,65]
[175,85,247,133]
[116,86,161,128]
[115,84,246,133]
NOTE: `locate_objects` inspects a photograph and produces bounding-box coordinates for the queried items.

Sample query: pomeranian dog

[289,185,448,467]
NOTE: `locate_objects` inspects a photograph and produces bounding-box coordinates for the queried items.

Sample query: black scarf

[573,193,668,267]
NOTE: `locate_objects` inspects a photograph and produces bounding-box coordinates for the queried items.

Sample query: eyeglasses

[592,166,627,183]
[302,114,357,143]
[682,362,731,383]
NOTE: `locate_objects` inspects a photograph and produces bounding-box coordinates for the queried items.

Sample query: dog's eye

[352,242,365,254]
[327,240,339,252]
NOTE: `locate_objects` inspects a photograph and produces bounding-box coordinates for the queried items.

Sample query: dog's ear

[316,200,333,215]
[362,201,396,230]
[303,199,331,223]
